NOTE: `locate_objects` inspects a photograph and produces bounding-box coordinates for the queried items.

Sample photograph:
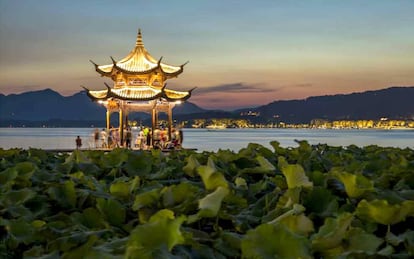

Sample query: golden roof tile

[93,29,185,77]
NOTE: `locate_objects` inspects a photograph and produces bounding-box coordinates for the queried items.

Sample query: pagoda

[83,29,194,147]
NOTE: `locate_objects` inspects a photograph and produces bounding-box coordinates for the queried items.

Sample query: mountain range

[242,86,414,123]
[0,86,413,126]
[0,89,205,127]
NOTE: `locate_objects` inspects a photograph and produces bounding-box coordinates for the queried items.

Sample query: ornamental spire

[136,28,144,47]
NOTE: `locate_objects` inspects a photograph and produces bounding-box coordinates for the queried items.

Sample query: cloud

[260,83,313,92]
[170,82,311,95]
[194,97,225,104]
[195,82,277,94]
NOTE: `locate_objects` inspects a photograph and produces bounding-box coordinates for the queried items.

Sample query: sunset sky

[0,0,413,110]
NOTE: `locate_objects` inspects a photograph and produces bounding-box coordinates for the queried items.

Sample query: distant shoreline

[1,126,413,130]
[1,127,412,150]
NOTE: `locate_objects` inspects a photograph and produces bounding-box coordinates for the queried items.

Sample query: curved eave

[85,89,110,101]
[162,66,184,78]
[161,61,187,78]
[109,88,163,101]
[112,62,183,77]
[109,92,162,101]
[96,67,113,77]
[91,30,188,78]
[84,87,192,102]
[162,88,192,102]
[112,63,159,75]
[90,60,113,77]
[94,59,185,77]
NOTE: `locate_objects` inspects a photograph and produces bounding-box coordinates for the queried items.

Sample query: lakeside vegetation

[1,142,413,258]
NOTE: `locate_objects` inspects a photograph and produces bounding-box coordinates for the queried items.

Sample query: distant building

[240,111,260,116]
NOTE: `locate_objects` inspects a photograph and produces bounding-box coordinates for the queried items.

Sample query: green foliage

[267,204,314,236]
[47,180,77,208]
[311,213,354,252]
[332,169,374,198]
[96,198,126,227]
[241,223,311,259]
[1,142,413,257]
[182,154,200,177]
[197,157,228,190]
[356,199,414,225]
[125,209,186,259]
[197,186,229,218]
[279,157,313,189]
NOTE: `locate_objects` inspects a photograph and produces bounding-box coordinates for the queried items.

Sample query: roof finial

[136,28,144,47]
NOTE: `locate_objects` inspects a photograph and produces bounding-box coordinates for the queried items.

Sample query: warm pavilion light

[122,86,159,92]
[84,29,192,148]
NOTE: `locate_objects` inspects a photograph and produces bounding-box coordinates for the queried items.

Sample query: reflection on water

[0,128,413,152]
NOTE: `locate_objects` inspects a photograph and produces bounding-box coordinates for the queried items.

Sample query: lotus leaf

[279,157,313,189]
[197,157,228,190]
[1,143,413,257]
[182,154,200,177]
[47,180,77,208]
[241,223,311,259]
[132,188,161,211]
[268,204,314,236]
[332,170,374,198]
[311,213,353,252]
[356,199,414,225]
[125,209,186,259]
[198,186,230,218]
[346,227,383,253]
[96,198,126,227]
[110,181,130,199]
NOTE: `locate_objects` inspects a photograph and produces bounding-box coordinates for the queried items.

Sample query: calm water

[0,128,413,152]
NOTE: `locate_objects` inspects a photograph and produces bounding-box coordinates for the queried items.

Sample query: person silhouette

[76,136,82,149]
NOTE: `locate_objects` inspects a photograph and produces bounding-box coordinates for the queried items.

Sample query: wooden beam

[168,103,173,141]
[125,114,129,130]
[106,110,110,130]
[119,109,124,147]
[155,110,158,128]
[151,108,156,147]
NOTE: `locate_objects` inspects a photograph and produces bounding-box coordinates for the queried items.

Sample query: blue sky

[0,0,413,109]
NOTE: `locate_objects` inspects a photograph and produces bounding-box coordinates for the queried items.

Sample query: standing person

[173,128,181,148]
[171,128,177,146]
[113,129,120,147]
[100,129,107,148]
[93,129,100,148]
[153,128,161,149]
[125,127,132,149]
[159,128,165,148]
[136,128,145,149]
[146,129,152,149]
[143,127,149,149]
[75,136,82,149]
[178,127,184,148]
[108,127,114,148]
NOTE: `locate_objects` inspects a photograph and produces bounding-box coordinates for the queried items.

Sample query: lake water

[0,128,413,152]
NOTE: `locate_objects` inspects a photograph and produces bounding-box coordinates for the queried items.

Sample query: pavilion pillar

[119,109,124,147]
[168,104,173,141]
[106,110,110,130]
[151,108,156,147]
[154,110,158,128]
[125,114,129,129]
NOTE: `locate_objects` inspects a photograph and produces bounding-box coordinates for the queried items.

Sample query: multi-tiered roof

[85,29,193,103]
